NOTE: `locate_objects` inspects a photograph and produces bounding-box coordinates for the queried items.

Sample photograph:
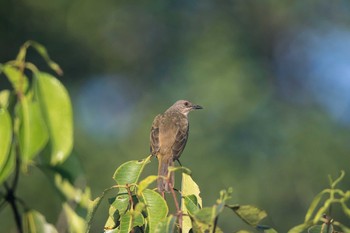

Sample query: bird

[150,100,203,193]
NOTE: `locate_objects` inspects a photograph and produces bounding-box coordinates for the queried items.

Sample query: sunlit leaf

[141,189,168,232]
[35,72,73,165]
[0,90,10,108]
[23,210,58,233]
[119,212,133,233]
[0,109,12,174]
[227,205,267,227]
[0,141,15,185]
[113,155,151,193]
[18,100,49,164]
[137,175,158,195]
[2,64,28,93]
[181,173,202,233]
[104,194,130,230]
[155,215,177,233]
[119,210,144,233]
[63,203,86,233]
[183,195,200,216]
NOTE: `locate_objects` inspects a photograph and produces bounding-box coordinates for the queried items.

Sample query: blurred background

[1,0,350,232]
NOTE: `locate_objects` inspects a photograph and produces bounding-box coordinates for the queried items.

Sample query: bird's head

[171,100,203,116]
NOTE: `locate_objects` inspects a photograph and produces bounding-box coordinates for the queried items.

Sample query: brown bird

[150,100,203,193]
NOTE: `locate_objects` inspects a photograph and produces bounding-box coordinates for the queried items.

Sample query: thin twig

[4,182,22,233]
[169,182,182,233]
[213,216,219,233]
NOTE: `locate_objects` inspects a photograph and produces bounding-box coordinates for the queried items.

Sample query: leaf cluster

[87,155,275,233]
[0,41,89,233]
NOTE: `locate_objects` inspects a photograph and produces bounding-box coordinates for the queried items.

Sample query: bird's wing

[172,117,189,161]
[150,114,161,156]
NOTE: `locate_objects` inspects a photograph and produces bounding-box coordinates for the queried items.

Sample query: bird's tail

[158,157,174,193]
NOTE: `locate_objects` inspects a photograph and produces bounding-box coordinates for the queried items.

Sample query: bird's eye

[184,101,189,107]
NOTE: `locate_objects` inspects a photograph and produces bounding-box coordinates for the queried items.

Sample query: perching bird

[150,100,203,193]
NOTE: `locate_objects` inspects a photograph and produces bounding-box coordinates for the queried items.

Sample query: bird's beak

[192,104,203,110]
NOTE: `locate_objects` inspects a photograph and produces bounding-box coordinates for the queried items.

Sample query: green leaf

[2,64,29,93]
[119,210,145,233]
[119,212,133,233]
[183,195,200,216]
[0,90,10,108]
[18,99,49,164]
[0,142,15,185]
[113,155,152,193]
[227,205,267,227]
[35,72,73,165]
[86,186,117,233]
[23,210,58,233]
[155,215,177,233]
[140,189,168,233]
[0,108,12,173]
[137,175,158,195]
[104,194,130,230]
[181,173,202,233]
[193,207,217,224]
[63,203,87,233]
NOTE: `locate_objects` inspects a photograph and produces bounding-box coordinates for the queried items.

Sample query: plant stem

[169,183,182,233]
[4,183,22,233]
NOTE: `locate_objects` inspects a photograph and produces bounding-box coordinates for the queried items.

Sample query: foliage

[88,155,273,233]
[288,171,350,233]
[1,42,350,233]
[0,41,89,233]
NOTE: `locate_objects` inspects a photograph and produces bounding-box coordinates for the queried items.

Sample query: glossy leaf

[141,189,168,233]
[113,155,151,193]
[35,72,73,165]
[0,109,12,173]
[19,100,49,164]
[22,210,58,233]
